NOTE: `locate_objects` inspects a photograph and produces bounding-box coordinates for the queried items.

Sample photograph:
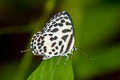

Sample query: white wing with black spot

[30,11,75,60]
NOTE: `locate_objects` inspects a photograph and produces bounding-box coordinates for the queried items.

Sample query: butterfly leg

[64,54,69,60]
[68,51,73,59]
[56,56,62,66]
[42,56,48,60]
[42,55,52,60]
[72,46,77,51]
[68,46,77,55]
[68,51,73,54]
[63,54,69,65]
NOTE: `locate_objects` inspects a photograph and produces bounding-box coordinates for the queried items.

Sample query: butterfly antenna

[20,49,31,53]
[80,49,93,60]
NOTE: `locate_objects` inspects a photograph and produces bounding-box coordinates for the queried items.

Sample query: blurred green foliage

[27,57,74,80]
[0,0,120,80]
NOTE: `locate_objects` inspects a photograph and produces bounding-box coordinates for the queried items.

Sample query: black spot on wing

[41,41,45,44]
[41,53,44,55]
[65,33,74,53]
[37,43,41,46]
[59,17,63,20]
[50,36,58,41]
[47,29,51,32]
[43,46,47,52]
[33,46,36,49]
[49,34,53,36]
[54,52,58,55]
[52,49,55,52]
[54,24,58,27]
[56,19,59,21]
[64,17,68,19]
[39,49,42,52]
[37,35,39,37]
[50,37,54,41]
[52,22,56,24]
[32,39,34,42]
[54,36,58,40]
[58,23,63,27]
[55,46,58,49]
[37,38,40,42]
[54,23,63,27]
[66,22,72,25]
[59,41,62,46]
[49,52,52,54]
[61,35,68,42]
[51,42,56,47]
[41,41,44,46]
[38,46,41,49]
[49,25,53,28]
[62,29,71,33]
[34,37,37,40]
[61,19,65,23]
[60,45,64,53]
[34,42,36,44]
[71,27,73,29]
[38,36,44,40]
[43,34,47,36]
[51,28,59,33]
[55,17,64,22]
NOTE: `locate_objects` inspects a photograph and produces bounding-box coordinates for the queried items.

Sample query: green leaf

[27,56,74,80]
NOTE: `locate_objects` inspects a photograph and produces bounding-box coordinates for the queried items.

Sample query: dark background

[0,0,120,80]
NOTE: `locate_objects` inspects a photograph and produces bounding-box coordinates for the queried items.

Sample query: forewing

[42,11,75,57]
[42,11,74,33]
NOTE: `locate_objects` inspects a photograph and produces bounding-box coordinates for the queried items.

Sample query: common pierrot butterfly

[30,11,76,60]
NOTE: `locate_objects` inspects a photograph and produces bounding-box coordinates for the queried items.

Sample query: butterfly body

[30,11,76,60]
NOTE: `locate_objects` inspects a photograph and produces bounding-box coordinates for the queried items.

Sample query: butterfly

[30,11,76,60]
